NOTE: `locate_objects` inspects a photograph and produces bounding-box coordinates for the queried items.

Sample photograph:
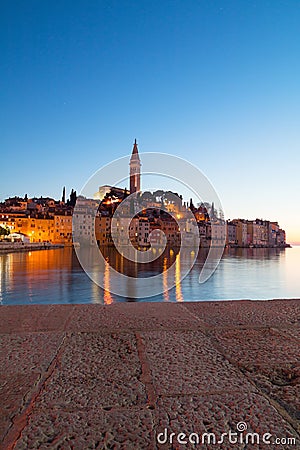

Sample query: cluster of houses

[0,194,74,245]
[0,143,287,249]
[74,188,287,249]
[0,189,287,249]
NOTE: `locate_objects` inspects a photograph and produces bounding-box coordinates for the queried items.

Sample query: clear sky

[1,1,300,242]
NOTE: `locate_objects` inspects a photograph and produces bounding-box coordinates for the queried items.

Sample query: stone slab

[208,328,300,367]
[34,332,147,410]
[67,302,203,332]
[155,391,298,449]
[244,363,300,423]
[142,330,255,396]
[0,332,63,375]
[0,373,41,443]
[0,305,73,333]
[183,299,300,328]
[13,407,155,450]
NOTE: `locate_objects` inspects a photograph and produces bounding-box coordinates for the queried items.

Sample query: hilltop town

[0,142,287,249]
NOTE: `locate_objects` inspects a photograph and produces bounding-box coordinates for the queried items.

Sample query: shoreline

[0,242,291,256]
[0,242,64,254]
[1,299,299,448]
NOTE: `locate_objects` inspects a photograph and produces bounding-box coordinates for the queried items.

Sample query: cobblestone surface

[155,392,297,450]
[244,363,300,423]
[67,302,202,332]
[35,332,147,410]
[185,299,300,328]
[1,300,299,449]
[0,332,64,374]
[141,330,255,395]
[208,328,300,366]
[14,407,155,450]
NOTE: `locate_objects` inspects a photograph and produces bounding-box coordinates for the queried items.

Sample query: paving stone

[0,305,73,333]
[0,372,40,414]
[281,327,300,342]
[155,392,298,449]
[0,305,52,333]
[244,363,300,422]
[0,333,63,374]
[1,301,300,449]
[68,303,202,332]
[14,407,155,450]
[184,299,300,328]
[209,328,300,367]
[35,332,147,410]
[0,409,11,444]
[37,305,73,332]
[142,330,255,395]
[0,373,41,444]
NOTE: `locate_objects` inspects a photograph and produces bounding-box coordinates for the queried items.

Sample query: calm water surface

[0,246,299,304]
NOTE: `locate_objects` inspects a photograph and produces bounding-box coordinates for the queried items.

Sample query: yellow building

[95,216,112,246]
[5,215,55,243]
[54,214,73,245]
[27,217,55,242]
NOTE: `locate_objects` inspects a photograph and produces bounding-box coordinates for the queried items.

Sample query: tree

[0,226,10,236]
[141,191,154,204]
[189,198,195,211]
[62,186,66,203]
[68,189,77,207]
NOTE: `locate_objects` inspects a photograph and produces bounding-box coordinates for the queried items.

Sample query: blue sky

[1,1,300,241]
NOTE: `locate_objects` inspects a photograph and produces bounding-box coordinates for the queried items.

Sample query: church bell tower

[129,139,141,194]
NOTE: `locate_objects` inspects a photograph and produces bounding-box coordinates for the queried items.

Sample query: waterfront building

[226,221,237,246]
[232,219,248,247]
[95,215,113,246]
[197,221,208,246]
[277,228,286,246]
[247,219,269,247]
[137,218,150,247]
[211,221,226,246]
[54,213,73,245]
[0,216,15,233]
[158,217,180,246]
[72,196,99,245]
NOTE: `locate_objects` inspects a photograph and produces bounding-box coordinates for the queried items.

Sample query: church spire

[129,139,141,194]
[132,138,139,155]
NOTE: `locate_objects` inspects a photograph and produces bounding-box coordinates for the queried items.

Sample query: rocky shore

[1,300,299,449]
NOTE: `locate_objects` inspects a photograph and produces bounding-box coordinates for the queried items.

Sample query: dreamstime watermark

[73,152,226,299]
[156,422,297,446]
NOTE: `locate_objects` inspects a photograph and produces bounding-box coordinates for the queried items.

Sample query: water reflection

[103,258,113,305]
[175,253,183,302]
[163,257,170,302]
[0,246,299,305]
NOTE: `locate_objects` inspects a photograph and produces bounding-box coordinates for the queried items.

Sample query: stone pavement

[0,300,299,449]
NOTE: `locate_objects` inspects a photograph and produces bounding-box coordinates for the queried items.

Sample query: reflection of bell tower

[130,139,141,194]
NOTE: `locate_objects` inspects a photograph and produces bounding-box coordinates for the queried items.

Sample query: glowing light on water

[163,257,170,301]
[175,253,183,302]
[103,258,113,305]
